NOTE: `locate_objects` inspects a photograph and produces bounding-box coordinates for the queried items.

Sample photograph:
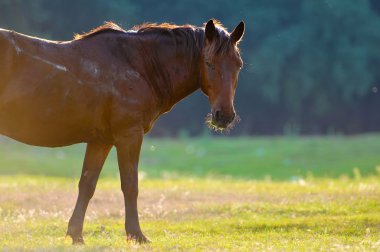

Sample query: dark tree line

[0,0,379,136]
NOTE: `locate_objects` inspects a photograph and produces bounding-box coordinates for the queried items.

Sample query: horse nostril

[215,110,222,121]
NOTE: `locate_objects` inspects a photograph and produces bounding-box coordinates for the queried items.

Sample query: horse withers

[0,19,245,243]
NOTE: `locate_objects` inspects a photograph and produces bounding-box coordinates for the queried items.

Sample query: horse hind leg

[67,142,112,244]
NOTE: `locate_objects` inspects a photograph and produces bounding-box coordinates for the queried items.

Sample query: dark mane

[128,21,235,111]
[132,22,205,54]
[132,20,233,55]
[75,20,233,55]
[74,22,126,40]
[130,23,206,111]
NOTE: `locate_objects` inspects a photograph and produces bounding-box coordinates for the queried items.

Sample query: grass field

[0,134,379,251]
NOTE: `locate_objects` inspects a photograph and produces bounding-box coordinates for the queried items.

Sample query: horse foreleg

[116,130,150,243]
[67,142,112,244]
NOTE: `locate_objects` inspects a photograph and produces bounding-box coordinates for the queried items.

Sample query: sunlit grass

[0,135,379,250]
[0,175,379,251]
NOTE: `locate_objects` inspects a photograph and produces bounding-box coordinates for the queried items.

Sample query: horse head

[200,19,245,132]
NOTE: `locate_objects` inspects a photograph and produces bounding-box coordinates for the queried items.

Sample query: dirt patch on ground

[0,187,262,220]
[1,181,378,223]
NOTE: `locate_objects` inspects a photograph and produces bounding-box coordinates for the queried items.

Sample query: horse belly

[0,74,111,147]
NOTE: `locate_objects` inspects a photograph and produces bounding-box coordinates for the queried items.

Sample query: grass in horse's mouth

[205,113,241,133]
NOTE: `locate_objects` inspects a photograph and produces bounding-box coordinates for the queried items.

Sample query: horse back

[0,29,115,146]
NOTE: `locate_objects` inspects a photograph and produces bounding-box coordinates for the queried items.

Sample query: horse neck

[136,30,203,113]
[168,49,202,108]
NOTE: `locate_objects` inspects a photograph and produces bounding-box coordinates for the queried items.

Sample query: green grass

[0,176,379,251]
[0,134,379,179]
[0,134,379,251]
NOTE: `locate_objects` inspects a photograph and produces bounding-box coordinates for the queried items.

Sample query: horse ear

[231,21,245,44]
[205,19,217,42]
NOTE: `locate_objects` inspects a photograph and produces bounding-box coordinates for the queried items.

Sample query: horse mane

[130,22,207,111]
[132,19,227,33]
[74,20,232,54]
[134,20,234,59]
[129,21,234,111]
[74,22,126,40]
[132,22,195,32]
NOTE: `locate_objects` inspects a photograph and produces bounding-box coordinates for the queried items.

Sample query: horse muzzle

[212,109,236,129]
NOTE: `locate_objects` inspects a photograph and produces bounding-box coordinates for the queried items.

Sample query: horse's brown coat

[0,19,244,243]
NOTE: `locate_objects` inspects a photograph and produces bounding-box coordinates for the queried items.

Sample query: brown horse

[0,19,244,243]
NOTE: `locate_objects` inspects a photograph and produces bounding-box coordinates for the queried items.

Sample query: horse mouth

[205,113,241,133]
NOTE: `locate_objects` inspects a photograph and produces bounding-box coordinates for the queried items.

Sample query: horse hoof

[72,237,85,245]
[126,232,151,244]
[66,232,85,245]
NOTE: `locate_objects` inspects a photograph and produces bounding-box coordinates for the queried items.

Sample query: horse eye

[206,62,215,70]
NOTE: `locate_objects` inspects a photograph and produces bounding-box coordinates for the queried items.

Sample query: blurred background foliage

[0,0,379,136]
